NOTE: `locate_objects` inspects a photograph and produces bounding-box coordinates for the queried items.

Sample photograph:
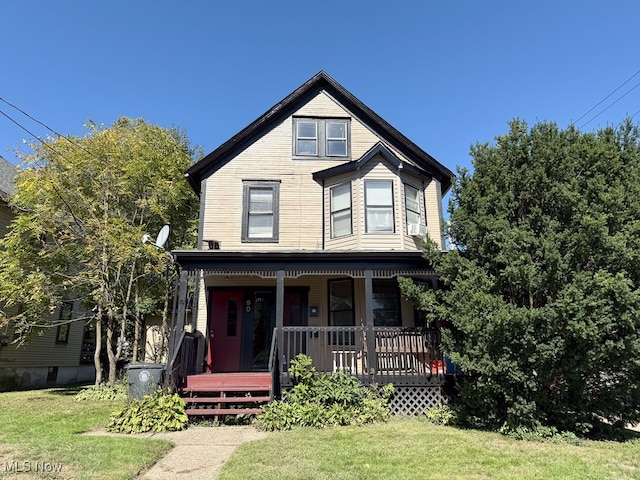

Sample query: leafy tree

[0,117,199,385]
[400,119,640,434]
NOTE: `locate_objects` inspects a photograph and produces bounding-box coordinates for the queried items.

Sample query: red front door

[207,290,243,372]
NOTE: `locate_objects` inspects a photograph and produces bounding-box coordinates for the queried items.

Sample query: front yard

[1,386,639,479]
[219,419,640,480]
[0,387,171,479]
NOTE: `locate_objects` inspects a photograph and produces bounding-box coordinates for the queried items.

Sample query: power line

[575,69,640,127]
[0,96,96,159]
[578,80,640,130]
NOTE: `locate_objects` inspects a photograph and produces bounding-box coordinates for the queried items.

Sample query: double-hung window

[242,181,280,242]
[330,182,352,238]
[365,180,394,233]
[294,118,349,158]
[404,184,421,229]
[296,121,318,156]
[326,122,347,156]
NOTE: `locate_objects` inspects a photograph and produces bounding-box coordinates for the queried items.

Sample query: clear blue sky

[2,0,639,191]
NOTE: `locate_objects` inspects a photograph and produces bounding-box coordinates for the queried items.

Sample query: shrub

[424,405,457,426]
[74,379,128,402]
[500,423,582,445]
[256,354,394,431]
[107,390,188,434]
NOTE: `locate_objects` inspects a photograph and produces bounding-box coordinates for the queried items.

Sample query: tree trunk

[93,313,103,387]
[106,308,117,385]
[132,285,141,363]
[115,260,136,363]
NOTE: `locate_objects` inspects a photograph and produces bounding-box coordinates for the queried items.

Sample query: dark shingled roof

[185,71,454,195]
[0,155,17,201]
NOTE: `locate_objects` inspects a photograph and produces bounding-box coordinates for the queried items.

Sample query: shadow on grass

[47,383,93,396]
[587,420,640,442]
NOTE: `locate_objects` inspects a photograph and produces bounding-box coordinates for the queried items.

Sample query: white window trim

[364,179,395,234]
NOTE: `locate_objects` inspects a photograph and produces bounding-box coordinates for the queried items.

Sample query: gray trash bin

[126,363,164,400]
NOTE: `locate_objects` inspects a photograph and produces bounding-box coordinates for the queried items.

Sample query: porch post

[364,269,375,377]
[275,269,285,368]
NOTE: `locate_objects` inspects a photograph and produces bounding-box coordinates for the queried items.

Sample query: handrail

[268,327,278,376]
[278,326,445,385]
[267,327,278,402]
[166,327,186,388]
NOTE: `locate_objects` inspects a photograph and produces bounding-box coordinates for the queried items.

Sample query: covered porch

[168,250,449,416]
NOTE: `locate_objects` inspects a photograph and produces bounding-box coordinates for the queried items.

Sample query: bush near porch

[256,354,394,430]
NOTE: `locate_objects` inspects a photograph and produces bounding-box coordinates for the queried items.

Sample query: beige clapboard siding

[322,157,433,252]
[323,172,359,250]
[294,92,421,167]
[200,89,444,252]
[202,116,342,251]
[356,159,405,250]
[425,179,444,249]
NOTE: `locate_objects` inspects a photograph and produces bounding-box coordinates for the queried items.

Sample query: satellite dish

[154,225,170,249]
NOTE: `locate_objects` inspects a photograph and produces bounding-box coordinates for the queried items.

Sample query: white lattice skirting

[389,386,447,416]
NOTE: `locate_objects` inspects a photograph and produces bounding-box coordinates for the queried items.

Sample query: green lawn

[0,387,172,479]
[219,419,640,480]
[2,388,639,480]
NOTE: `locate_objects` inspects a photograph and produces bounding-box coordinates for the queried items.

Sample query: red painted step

[181,372,273,417]
[186,408,263,416]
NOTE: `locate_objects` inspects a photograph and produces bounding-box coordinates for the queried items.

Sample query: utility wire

[575,69,640,127]
[0,105,90,230]
[0,96,96,159]
[578,80,640,129]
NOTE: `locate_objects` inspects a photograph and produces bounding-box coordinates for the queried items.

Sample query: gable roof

[0,155,17,201]
[185,71,454,195]
[312,142,433,182]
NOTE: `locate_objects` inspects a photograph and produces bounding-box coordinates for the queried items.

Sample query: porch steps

[180,372,272,418]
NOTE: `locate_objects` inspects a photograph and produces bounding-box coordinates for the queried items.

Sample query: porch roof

[171,249,435,278]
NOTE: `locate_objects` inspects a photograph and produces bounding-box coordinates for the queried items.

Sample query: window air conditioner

[407,223,428,236]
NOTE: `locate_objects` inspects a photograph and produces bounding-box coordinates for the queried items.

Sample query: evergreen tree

[401,119,640,433]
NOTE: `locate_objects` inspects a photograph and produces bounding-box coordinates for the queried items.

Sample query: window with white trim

[365,180,394,233]
[294,118,349,158]
[404,184,421,231]
[242,181,280,242]
[330,182,352,238]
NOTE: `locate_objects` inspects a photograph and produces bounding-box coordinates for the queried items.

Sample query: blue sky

[2,0,639,194]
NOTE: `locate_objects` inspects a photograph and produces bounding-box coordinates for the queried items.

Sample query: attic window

[294,118,350,158]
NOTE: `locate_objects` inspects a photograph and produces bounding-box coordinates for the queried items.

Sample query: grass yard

[0,387,172,479]
[219,418,640,480]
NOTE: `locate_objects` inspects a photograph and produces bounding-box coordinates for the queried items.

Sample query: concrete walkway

[88,426,268,480]
[140,426,268,479]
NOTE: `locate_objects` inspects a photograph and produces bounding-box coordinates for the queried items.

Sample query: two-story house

[169,72,454,416]
[0,156,95,390]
